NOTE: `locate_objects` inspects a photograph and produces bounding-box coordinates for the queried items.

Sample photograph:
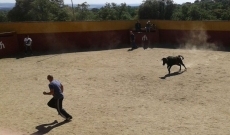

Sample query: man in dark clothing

[145,20,152,32]
[130,31,137,50]
[43,75,72,121]
[135,21,141,32]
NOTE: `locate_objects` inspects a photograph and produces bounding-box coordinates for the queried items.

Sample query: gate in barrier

[0,31,19,58]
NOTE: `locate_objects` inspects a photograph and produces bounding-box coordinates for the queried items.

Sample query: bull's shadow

[30,120,69,135]
[160,70,186,79]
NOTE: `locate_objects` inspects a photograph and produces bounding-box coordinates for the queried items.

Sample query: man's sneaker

[65,116,72,122]
[53,120,58,124]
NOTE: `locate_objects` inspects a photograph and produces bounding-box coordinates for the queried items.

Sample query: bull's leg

[168,66,171,74]
[167,66,170,74]
[178,64,181,71]
[181,62,187,69]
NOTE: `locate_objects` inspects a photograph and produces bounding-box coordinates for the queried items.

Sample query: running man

[43,75,72,121]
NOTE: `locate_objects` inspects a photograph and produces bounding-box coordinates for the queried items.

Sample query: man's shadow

[127,47,138,51]
[159,70,186,79]
[30,120,69,135]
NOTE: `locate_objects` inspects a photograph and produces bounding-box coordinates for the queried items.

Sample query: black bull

[162,55,187,74]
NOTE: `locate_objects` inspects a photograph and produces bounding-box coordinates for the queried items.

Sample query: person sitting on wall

[135,20,141,32]
[151,23,157,31]
[145,20,152,32]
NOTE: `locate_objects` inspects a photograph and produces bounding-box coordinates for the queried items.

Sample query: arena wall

[153,21,230,48]
[0,20,230,57]
[0,32,19,58]
[0,21,138,57]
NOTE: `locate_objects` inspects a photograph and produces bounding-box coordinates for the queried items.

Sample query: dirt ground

[1,47,230,135]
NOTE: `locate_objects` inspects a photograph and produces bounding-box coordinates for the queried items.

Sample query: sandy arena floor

[1,47,230,135]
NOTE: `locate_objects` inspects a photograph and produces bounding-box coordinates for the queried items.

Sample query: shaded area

[6,44,129,60]
[4,43,229,60]
[160,70,186,79]
[30,120,70,135]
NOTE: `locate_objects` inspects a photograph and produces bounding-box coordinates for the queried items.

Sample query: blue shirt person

[43,75,72,121]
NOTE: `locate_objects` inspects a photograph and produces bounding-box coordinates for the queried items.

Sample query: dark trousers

[135,28,141,32]
[143,41,148,49]
[131,40,137,49]
[25,45,32,54]
[47,97,72,119]
[146,27,151,32]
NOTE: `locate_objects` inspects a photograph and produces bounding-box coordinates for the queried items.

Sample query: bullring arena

[1,21,230,135]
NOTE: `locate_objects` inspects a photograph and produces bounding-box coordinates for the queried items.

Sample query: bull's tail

[178,55,184,60]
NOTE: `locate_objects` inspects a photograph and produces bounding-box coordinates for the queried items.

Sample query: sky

[0,0,195,5]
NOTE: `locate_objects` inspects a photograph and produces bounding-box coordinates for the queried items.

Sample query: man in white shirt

[0,41,5,49]
[24,35,33,55]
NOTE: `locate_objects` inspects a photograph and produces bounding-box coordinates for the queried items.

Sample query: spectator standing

[130,31,137,50]
[145,20,152,32]
[24,35,33,55]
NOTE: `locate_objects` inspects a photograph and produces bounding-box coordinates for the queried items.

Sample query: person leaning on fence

[24,35,33,55]
[135,20,141,32]
[130,31,137,50]
[145,20,152,32]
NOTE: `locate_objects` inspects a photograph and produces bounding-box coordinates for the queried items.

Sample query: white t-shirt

[24,37,32,46]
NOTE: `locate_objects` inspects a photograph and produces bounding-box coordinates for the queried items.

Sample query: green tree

[50,0,64,6]
[97,2,132,20]
[7,0,70,22]
[8,0,33,21]
[181,3,190,20]
[127,6,138,19]
[73,2,99,21]
[171,5,184,20]
[75,2,90,20]
[164,0,176,20]
[188,4,201,20]
[221,9,230,20]
[138,0,175,20]
[98,3,118,20]
[138,0,160,19]
[0,11,8,22]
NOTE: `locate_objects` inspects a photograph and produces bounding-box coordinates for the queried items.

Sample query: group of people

[129,30,148,50]
[135,20,155,32]
[131,20,156,50]
[24,20,155,54]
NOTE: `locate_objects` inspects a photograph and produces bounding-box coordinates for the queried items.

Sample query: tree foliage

[7,0,69,21]
[74,2,92,20]
[2,0,230,22]
[97,2,133,20]
[171,0,230,20]
[138,0,175,20]
[0,11,8,22]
